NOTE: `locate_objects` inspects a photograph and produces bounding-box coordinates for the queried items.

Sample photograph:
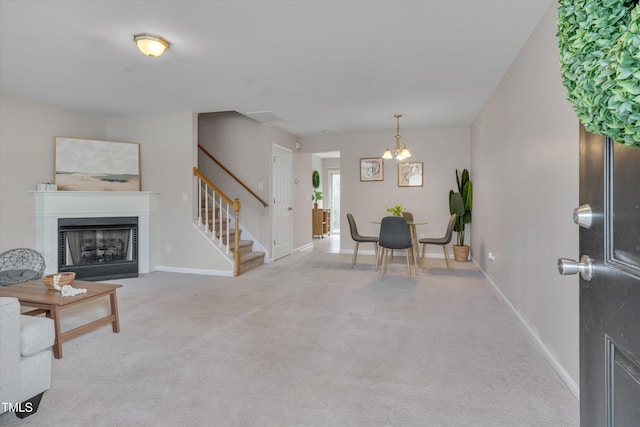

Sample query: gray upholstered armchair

[0,297,54,419]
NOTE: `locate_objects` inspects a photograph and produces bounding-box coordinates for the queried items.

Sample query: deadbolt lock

[573,204,593,229]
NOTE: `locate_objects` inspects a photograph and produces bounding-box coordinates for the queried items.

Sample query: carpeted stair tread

[239,251,265,274]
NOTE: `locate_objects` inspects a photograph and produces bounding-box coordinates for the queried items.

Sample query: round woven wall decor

[558,0,640,146]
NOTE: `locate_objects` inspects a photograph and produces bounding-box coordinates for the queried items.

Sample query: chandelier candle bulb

[382,114,411,160]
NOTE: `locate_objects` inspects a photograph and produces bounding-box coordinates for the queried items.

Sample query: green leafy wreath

[557,0,640,146]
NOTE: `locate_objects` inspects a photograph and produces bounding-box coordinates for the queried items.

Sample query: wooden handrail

[198,144,268,207]
[193,167,242,276]
[193,167,240,211]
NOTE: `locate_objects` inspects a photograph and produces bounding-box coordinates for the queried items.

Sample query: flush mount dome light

[133,33,169,58]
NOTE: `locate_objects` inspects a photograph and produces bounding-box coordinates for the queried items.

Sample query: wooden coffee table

[0,279,122,359]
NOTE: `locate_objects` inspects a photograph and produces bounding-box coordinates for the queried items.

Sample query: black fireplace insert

[58,217,138,281]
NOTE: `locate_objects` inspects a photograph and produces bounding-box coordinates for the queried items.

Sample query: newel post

[234,198,241,276]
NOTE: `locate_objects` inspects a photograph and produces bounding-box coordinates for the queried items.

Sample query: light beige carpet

[0,242,579,426]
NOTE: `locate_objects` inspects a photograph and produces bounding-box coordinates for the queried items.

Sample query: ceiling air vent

[243,111,283,123]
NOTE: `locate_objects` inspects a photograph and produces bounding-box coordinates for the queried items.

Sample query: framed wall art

[55,137,141,191]
[360,158,384,182]
[398,162,423,187]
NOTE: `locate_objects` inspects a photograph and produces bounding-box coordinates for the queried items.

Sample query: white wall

[198,112,275,259]
[301,127,470,254]
[107,112,231,273]
[471,1,580,394]
[0,93,106,251]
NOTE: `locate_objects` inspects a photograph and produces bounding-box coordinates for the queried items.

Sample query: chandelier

[382,114,411,160]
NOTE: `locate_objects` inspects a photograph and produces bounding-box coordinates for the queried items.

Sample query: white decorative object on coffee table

[59,284,87,297]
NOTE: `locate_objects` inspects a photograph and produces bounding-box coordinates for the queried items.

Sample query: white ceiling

[0,0,553,137]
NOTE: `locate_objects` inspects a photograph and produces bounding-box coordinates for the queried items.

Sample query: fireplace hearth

[58,217,138,281]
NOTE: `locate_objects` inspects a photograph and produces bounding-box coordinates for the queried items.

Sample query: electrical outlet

[166,243,172,253]
[182,193,188,202]
[488,252,496,262]
[419,234,425,238]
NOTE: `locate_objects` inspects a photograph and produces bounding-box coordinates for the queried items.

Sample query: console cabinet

[312,209,331,238]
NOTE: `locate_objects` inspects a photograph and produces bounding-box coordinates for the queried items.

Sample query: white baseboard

[294,243,313,252]
[155,266,233,277]
[474,260,580,400]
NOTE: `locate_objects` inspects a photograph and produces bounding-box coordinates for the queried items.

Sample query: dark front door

[560,124,640,426]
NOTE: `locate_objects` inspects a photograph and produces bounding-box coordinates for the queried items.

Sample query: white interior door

[272,144,292,260]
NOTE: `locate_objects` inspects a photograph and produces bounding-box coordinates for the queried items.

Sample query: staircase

[197,190,265,275]
[204,205,265,274]
[193,158,269,277]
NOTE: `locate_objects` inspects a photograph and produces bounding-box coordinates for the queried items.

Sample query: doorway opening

[329,169,340,234]
[311,151,340,251]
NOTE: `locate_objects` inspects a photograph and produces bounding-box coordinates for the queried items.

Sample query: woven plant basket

[43,272,76,289]
[452,245,470,262]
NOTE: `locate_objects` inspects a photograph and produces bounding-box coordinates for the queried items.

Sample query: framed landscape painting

[360,158,384,181]
[398,162,423,187]
[55,137,141,191]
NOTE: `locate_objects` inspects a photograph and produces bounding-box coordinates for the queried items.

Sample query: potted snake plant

[449,168,472,261]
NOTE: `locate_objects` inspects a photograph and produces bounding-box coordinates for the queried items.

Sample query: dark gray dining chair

[419,214,457,272]
[401,211,414,222]
[401,211,416,260]
[378,216,416,280]
[346,213,379,270]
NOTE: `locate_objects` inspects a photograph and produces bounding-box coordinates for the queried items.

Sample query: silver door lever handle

[557,255,593,281]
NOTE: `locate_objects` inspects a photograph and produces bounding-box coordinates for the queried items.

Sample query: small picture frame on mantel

[398,162,423,187]
[36,183,57,191]
[360,158,384,182]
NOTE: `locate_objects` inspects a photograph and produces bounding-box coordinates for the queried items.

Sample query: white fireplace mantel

[33,191,159,276]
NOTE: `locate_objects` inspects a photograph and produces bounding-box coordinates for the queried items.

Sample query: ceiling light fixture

[382,114,411,160]
[133,33,170,58]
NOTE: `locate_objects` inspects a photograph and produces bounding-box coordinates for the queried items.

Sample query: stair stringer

[191,219,270,265]
[155,222,233,277]
[234,224,271,264]
[190,221,234,273]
